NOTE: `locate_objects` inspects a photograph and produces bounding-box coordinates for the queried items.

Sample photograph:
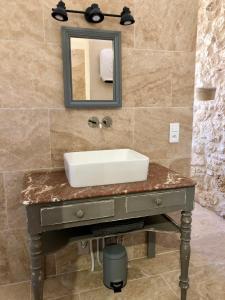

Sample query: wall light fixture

[51,1,135,25]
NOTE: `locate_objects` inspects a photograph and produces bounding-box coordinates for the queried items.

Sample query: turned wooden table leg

[179,211,192,300]
[30,234,44,300]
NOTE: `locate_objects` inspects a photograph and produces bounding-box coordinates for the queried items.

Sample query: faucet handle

[102,116,112,128]
[88,116,100,128]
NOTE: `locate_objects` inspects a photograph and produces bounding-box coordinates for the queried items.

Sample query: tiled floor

[1,203,225,300]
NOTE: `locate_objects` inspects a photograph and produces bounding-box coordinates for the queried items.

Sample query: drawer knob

[76,209,85,218]
[155,198,162,206]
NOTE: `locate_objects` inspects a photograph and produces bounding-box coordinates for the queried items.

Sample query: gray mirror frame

[61,27,122,109]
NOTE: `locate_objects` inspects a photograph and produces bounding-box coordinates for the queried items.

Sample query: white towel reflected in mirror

[100,48,113,83]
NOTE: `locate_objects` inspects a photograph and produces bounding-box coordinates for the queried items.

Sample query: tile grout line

[0,39,195,54]
[129,249,179,263]
[132,107,135,148]
[161,263,225,285]
[45,292,80,300]
[0,279,31,288]
[0,227,27,233]
[171,53,173,106]
[1,166,63,175]
[0,38,60,46]
[40,0,46,43]
[0,107,64,111]
[29,281,32,300]
[45,293,78,300]
[53,267,91,279]
[47,109,53,168]
[50,268,102,280]
[2,173,9,231]
[159,273,179,298]
[133,0,136,49]
[122,45,196,53]
[0,154,191,175]
[0,106,194,111]
[76,274,174,298]
[155,249,180,256]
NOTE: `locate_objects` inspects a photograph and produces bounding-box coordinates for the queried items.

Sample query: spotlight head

[52,1,68,22]
[85,3,104,23]
[120,7,135,25]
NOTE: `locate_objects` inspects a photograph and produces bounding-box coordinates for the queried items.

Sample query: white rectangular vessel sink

[64,149,149,188]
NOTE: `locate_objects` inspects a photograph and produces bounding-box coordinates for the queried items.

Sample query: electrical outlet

[169,123,180,143]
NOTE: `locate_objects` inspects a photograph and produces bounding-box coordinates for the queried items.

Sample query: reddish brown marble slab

[21,163,196,205]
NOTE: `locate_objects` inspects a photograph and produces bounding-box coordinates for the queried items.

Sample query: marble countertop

[21,163,196,205]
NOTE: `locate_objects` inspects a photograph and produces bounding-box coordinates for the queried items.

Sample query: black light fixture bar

[66,10,85,14]
[51,1,135,25]
[101,13,121,18]
[65,10,121,18]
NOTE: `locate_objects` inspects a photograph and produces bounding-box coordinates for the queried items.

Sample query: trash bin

[103,244,128,293]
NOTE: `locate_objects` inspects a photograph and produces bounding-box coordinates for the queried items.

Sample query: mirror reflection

[70,38,114,101]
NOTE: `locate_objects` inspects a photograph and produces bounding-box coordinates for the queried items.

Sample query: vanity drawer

[126,190,186,214]
[40,200,115,226]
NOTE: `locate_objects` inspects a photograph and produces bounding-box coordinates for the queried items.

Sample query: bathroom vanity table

[22,163,195,300]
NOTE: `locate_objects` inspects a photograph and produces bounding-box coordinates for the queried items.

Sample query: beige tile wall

[0,0,198,293]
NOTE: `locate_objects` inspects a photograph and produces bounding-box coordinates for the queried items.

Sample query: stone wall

[0,0,198,295]
[192,0,225,217]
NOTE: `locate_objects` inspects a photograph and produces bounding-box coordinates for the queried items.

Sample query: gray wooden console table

[21,163,195,300]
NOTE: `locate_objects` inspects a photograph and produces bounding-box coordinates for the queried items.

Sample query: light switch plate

[169,123,180,143]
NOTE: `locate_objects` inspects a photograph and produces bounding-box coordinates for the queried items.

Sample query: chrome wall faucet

[88,116,112,128]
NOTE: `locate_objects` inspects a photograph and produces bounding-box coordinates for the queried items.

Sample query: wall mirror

[61,27,122,108]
